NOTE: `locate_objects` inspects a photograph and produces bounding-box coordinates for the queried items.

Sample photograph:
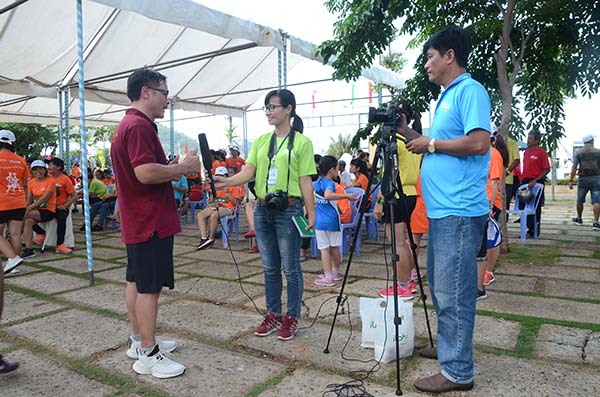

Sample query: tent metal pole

[57,89,64,159]
[64,90,70,172]
[170,100,175,157]
[242,110,248,159]
[277,50,282,89]
[283,34,287,88]
[76,0,95,285]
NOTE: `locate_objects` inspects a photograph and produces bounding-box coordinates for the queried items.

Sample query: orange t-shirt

[211,160,227,175]
[348,173,369,190]
[215,185,243,212]
[71,166,81,179]
[0,151,29,211]
[410,177,428,234]
[28,177,56,212]
[52,173,75,207]
[102,176,115,186]
[225,156,246,173]
[486,147,503,210]
[335,183,351,224]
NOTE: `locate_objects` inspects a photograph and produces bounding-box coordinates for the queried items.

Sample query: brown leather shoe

[414,373,474,393]
[418,346,438,359]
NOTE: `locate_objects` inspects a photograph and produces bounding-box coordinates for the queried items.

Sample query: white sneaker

[3,256,23,275]
[126,336,177,359]
[132,346,185,379]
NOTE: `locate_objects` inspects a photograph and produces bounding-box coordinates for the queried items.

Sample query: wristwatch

[427,138,436,153]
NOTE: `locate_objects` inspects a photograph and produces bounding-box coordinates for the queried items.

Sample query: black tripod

[323,124,435,396]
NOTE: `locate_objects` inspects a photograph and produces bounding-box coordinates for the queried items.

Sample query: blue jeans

[427,215,487,384]
[254,199,304,319]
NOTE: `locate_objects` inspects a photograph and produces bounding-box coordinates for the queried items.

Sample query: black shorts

[0,208,26,223]
[383,195,417,224]
[39,209,56,223]
[126,233,174,293]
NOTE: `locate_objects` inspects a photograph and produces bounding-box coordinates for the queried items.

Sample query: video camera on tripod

[368,103,413,131]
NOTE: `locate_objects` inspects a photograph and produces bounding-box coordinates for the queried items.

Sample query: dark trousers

[55,208,69,245]
[521,178,544,235]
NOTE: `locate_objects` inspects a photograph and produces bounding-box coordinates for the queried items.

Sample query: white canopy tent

[0,0,404,125]
[0,0,405,280]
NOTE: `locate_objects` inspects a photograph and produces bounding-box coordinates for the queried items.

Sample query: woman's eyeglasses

[262,104,283,112]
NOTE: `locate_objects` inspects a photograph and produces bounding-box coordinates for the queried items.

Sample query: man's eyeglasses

[262,104,283,112]
[147,86,169,97]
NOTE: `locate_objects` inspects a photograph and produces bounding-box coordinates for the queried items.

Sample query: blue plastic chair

[340,187,365,258]
[220,205,240,248]
[362,185,381,240]
[506,183,544,241]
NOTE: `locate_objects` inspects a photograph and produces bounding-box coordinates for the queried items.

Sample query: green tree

[91,125,116,148]
[318,0,600,150]
[224,116,239,145]
[327,133,354,158]
[0,122,58,159]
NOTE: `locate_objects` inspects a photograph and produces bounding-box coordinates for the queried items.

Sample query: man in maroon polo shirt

[111,68,200,379]
[521,130,550,237]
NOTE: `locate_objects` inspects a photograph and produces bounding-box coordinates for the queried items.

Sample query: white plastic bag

[372,298,414,363]
[359,297,382,348]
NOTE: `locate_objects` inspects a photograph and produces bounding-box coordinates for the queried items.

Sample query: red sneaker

[378,284,414,300]
[483,271,495,286]
[248,245,259,253]
[244,230,256,238]
[277,314,298,341]
[254,312,282,337]
[33,234,46,245]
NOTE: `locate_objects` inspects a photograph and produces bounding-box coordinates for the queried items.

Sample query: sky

[163,0,600,172]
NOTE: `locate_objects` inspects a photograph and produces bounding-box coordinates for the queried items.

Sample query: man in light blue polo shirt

[400,26,491,393]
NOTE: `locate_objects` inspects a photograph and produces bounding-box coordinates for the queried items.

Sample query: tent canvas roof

[0,0,404,124]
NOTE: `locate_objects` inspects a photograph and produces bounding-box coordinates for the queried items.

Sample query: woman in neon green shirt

[215,89,316,341]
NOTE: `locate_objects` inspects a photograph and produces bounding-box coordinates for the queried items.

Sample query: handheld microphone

[198,133,217,199]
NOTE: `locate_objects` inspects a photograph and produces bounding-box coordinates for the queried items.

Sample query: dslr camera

[265,190,289,211]
[368,103,412,126]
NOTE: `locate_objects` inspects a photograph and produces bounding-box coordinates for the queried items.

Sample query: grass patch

[504,244,559,265]
[245,372,288,397]
[513,319,541,358]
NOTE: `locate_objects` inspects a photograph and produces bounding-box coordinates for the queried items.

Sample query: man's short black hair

[127,68,167,102]
[318,155,338,176]
[529,129,542,142]
[423,26,472,68]
[48,157,65,172]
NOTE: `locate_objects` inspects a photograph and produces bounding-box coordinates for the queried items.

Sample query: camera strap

[265,129,295,194]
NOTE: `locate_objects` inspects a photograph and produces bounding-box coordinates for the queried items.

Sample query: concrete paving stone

[166,277,265,304]
[0,349,114,396]
[406,352,600,396]
[302,293,361,324]
[172,243,198,256]
[555,256,600,268]
[158,300,260,341]
[85,247,127,259]
[485,274,538,293]
[93,267,126,283]
[413,309,521,351]
[239,322,398,379]
[257,368,405,397]
[93,236,125,247]
[177,262,263,280]
[535,324,599,365]
[5,309,129,358]
[241,271,355,293]
[329,262,390,279]
[542,279,600,301]
[558,248,595,257]
[5,271,90,295]
[2,290,65,324]
[498,263,600,282]
[97,337,287,397]
[179,247,258,265]
[2,264,40,275]
[57,283,130,314]
[37,256,120,273]
[476,292,600,324]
